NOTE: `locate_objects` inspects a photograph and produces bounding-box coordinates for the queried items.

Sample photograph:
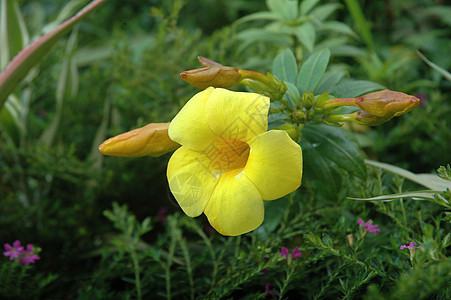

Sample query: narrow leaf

[365,160,451,191]
[417,50,451,82]
[296,48,330,93]
[344,0,374,51]
[0,0,109,109]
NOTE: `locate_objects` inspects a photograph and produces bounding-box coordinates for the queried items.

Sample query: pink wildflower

[278,247,290,258]
[400,242,422,250]
[278,246,302,260]
[358,218,380,234]
[291,246,303,259]
[3,240,24,260]
[18,244,40,265]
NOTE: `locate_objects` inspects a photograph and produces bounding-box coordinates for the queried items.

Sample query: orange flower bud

[99,122,180,157]
[180,66,243,89]
[323,90,420,118]
[355,89,420,117]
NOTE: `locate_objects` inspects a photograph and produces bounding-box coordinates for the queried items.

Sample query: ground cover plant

[1,0,450,299]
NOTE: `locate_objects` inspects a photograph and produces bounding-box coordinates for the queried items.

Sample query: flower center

[206,137,250,175]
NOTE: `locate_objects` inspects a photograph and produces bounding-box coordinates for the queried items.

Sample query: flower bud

[353,111,388,126]
[180,66,243,89]
[323,90,420,118]
[356,89,420,117]
[197,56,222,67]
[99,122,180,157]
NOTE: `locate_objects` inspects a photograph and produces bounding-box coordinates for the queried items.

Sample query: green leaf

[296,48,330,93]
[365,160,451,191]
[285,81,301,104]
[348,190,450,208]
[311,3,340,22]
[0,0,109,109]
[303,123,367,178]
[344,0,374,51]
[267,0,298,21]
[320,21,357,38]
[316,69,347,95]
[237,28,291,53]
[272,48,297,84]
[0,0,29,69]
[300,0,321,16]
[294,22,316,52]
[417,50,451,82]
[331,79,384,98]
[301,136,343,199]
[236,11,283,24]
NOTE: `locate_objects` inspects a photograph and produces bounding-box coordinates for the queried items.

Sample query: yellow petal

[167,147,219,217]
[245,130,302,200]
[99,122,180,157]
[204,171,264,236]
[205,88,269,143]
[169,87,216,151]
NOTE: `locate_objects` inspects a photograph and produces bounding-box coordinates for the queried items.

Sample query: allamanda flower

[167,87,302,236]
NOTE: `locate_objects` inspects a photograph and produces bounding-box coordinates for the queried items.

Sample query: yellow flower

[167,87,303,236]
[99,122,180,157]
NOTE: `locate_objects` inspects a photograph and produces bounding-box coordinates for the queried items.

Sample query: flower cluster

[279,246,302,259]
[3,240,40,265]
[358,218,380,234]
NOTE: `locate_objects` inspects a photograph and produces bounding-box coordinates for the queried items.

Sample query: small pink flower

[3,240,24,260]
[278,246,302,260]
[278,247,290,258]
[18,244,40,265]
[358,218,380,234]
[291,246,302,259]
[264,282,277,296]
[400,242,422,250]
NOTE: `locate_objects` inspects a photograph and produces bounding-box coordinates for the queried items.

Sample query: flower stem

[130,244,142,300]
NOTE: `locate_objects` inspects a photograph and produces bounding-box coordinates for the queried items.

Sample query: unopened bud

[180,66,243,89]
[197,56,222,67]
[291,110,305,124]
[99,122,180,157]
[323,90,420,118]
[356,89,420,117]
[353,111,388,126]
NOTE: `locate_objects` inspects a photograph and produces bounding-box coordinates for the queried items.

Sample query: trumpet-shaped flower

[167,87,302,236]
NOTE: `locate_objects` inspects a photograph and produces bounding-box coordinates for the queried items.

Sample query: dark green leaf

[303,123,367,178]
[301,134,342,199]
